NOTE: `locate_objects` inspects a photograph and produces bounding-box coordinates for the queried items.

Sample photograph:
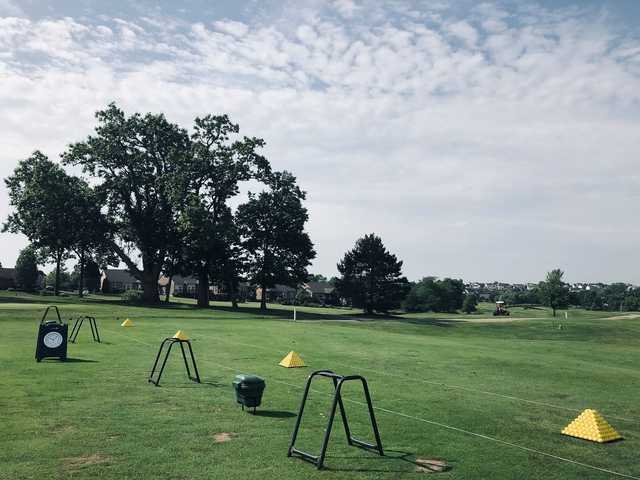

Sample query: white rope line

[191,334,640,423]
[103,327,640,479]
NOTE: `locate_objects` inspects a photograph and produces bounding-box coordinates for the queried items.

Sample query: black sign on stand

[35,306,68,362]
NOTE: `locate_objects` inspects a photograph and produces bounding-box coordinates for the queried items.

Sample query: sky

[1,0,639,284]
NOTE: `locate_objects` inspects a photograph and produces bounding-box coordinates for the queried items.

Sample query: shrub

[122,289,143,303]
[462,294,478,314]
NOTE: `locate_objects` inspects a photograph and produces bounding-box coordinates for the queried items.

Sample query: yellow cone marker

[121,319,133,327]
[279,351,305,368]
[562,409,622,443]
[173,330,189,341]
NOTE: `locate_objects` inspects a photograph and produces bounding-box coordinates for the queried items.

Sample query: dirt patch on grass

[415,458,449,474]
[213,432,237,443]
[64,453,112,470]
[52,424,76,435]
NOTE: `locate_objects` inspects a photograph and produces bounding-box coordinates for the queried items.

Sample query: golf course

[1,292,639,479]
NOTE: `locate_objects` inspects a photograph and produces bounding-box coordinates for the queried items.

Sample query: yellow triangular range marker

[173,330,189,341]
[561,409,622,443]
[279,351,306,368]
[121,319,133,327]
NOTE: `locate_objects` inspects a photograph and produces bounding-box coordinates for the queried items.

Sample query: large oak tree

[63,104,191,304]
[179,115,269,307]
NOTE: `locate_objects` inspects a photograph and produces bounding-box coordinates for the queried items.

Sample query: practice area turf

[1,292,639,479]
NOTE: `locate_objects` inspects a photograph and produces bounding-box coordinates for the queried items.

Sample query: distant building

[255,284,297,303]
[301,281,336,304]
[100,269,141,293]
[0,267,45,290]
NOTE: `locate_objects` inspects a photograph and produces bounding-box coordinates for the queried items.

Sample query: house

[0,268,45,290]
[255,284,297,303]
[100,269,141,293]
[0,268,16,289]
[301,281,336,305]
[170,275,200,297]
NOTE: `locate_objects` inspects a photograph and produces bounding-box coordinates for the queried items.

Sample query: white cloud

[0,2,639,283]
[213,19,249,37]
[332,0,360,19]
[445,20,478,48]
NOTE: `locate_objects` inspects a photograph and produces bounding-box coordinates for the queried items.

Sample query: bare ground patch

[64,453,112,470]
[415,458,449,474]
[213,432,237,443]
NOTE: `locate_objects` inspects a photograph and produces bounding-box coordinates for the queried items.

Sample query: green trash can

[233,374,266,413]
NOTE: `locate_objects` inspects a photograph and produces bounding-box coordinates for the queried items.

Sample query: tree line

[4,104,315,309]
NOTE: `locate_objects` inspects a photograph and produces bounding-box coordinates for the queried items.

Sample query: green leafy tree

[236,171,316,311]
[15,245,39,291]
[179,114,269,307]
[4,151,79,295]
[335,234,409,314]
[462,294,478,313]
[63,103,191,304]
[403,277,464,312]
[46,267,72,290]
[66,177,114,297]
[307,274,328,282]
[539,268,569,316]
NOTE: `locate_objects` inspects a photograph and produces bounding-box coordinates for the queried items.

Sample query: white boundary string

[193,334,640,423]
[104,327,640,480]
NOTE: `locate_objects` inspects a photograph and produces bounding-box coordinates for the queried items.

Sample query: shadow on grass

[37,357,98,363]
[325,449,452,474]
[208,304,460,327]
[253,410,296,418]
[2,292,463,327]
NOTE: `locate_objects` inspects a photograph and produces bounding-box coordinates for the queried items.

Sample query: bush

[462,294,478,313]
[122,289,143,303]
[403,277,464,313]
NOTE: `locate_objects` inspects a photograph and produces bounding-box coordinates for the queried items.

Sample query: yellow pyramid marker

[173,330,189,341]
[121,319,133,327]
[279,351,305,368]
[562,409,622,443]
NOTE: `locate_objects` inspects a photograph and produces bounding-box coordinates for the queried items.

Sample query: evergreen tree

[335,234,409,314]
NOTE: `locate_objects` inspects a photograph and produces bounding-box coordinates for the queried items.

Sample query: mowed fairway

[1,293,639,479]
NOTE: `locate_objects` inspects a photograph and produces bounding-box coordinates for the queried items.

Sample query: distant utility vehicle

[493,301,510,316]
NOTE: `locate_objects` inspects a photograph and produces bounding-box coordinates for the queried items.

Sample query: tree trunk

[54,249,61,296]
[228,280,238,309]
[197,267,209,308]
[165,274,173,303]
[552,307,556,317]
[141,269,160,304]
[260,282,267,311]
[78,249,85,298]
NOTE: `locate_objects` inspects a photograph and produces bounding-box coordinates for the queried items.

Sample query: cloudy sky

[1,0,639,283]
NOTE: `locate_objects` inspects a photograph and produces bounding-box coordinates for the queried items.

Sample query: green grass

[1,292,639,479]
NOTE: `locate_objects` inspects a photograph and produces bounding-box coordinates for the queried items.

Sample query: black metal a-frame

[69,316,101,343]
[288,370,384,470]
[148,337,201,387]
